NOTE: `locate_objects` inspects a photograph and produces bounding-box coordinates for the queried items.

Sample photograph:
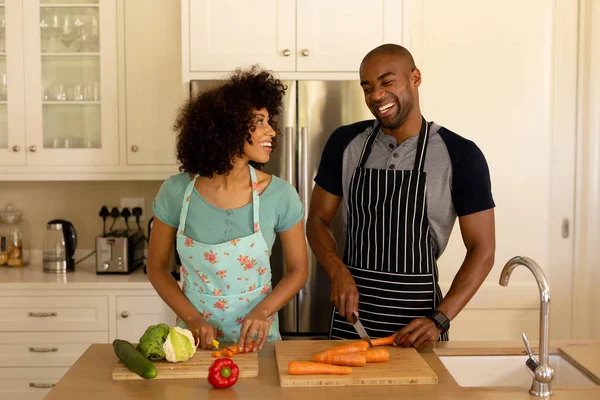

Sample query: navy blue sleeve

[438,128,495,216]
[314,120,373,197]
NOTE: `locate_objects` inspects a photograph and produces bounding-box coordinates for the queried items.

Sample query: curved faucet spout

[499,256,553,397]
[500,256,550,301]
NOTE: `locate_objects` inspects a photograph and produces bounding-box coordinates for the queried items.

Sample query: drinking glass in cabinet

[40,7,99,53]
[41,55,100,101]
[42,104,101,149]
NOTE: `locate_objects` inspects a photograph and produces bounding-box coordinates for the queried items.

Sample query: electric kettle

[42,219,77,273]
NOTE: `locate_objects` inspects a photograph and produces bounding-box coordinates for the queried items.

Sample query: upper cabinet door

[296,0,405,72]
[124,0,184,166]
[22,0,118,166]
[187,0,296,73]
[0,0,26,166]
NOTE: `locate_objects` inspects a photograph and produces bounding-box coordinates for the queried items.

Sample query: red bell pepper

[207,358,239,389]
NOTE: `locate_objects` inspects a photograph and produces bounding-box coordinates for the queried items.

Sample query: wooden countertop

[45,340,600,400]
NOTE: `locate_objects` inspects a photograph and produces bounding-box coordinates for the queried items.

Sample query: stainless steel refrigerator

[190,80,372,339]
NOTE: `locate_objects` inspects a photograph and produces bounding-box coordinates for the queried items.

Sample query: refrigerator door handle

[285,126,295,185]
[299,126,310,214]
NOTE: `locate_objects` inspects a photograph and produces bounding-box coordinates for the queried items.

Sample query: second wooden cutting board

[112,346,259,380]
[275,340,438,387]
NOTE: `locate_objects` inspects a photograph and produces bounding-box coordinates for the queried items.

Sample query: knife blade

[351,311,374,348]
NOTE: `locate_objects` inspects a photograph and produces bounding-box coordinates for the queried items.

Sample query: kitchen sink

[438,354,598,387]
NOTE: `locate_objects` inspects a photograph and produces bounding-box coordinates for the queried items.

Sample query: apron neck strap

[249,165,261,232]
[357,123,381,168]
[178,174,200,231]
[413,117,430,172]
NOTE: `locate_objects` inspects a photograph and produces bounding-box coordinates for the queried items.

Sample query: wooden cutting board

[275,340,438,387]
[112,347,259,380]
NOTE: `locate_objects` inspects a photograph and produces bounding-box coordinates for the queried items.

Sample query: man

[306,44,495,348]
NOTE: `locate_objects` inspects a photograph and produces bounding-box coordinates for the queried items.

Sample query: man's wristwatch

[428,310,450,333]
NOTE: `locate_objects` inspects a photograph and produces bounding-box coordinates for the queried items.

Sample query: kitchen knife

[351,311,374,348]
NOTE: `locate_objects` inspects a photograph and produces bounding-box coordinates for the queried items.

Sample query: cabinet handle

[282,49,291,57]
[29,383,56,389]
[121,311,129,318]
[301,49,310,57]
[29,347,58,353]
[29,145,37,152]
[12,145,20,152]
[130,145,139,152]
[28,312,57,317]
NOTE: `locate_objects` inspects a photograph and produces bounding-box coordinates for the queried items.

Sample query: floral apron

[175,165,280,342]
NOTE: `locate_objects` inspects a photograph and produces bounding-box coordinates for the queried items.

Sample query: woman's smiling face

[243,108,276,164]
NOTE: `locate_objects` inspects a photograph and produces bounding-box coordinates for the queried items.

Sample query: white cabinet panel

[0,332,107,367]
[296,0,404,72]
[124,0,185,166]
[0,367,69,400]
[116,295,176,343]
[183,0,406,76]
[188,0,296,72]
[0,296,109,331]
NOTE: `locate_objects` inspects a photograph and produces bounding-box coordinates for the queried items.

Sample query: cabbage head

[163,327,199,362]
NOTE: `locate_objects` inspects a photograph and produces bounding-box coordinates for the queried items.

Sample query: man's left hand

[393,318,442,348]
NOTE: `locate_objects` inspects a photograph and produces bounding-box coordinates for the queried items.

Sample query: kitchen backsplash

[0,181,164,250]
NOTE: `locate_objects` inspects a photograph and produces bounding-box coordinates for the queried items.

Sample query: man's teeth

[378,103,394,112]
[259,142,272,147]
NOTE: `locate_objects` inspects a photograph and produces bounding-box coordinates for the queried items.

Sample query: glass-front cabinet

[0,0,26,165]
[0,0,118,166]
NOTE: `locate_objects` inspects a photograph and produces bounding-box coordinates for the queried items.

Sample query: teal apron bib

[175,165,280,342]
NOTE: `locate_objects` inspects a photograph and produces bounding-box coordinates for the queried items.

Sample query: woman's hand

[238,308,271,352]
[185,316,217,350]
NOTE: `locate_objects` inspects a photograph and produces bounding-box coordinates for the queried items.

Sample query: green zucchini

[113,339,157,379]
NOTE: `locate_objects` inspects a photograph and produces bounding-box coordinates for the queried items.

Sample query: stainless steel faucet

[500,256,554,397]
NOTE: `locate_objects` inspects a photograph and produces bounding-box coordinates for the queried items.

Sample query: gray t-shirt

[314,119,495,257]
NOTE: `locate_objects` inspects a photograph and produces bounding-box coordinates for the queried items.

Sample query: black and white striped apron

[330,118,449,341]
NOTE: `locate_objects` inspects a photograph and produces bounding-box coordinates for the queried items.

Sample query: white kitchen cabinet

[0,332,108,367]
[0,295,109,331]
[0,0,27,166]
[116,295,177,343]
[0,367,69,400]
[182,0,405,78]
[123,0,185,166]
[0,264,178,399]
[0,0,119,167]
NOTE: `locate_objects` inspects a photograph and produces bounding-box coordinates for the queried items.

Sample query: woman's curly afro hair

[174,66,287,177]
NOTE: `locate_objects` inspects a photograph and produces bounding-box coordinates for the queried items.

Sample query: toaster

[95,231,145,274]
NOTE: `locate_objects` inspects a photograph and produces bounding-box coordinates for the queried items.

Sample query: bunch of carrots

[288,333,408,375]
[211,341,257,358]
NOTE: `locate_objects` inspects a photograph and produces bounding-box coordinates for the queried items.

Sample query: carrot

[319,341,369,356]
[360,348,390,363]
[288,361,352,375]
[222,348,234,357]
[211,351,222,358]
[312,352,367,367]
[371,333,408,346]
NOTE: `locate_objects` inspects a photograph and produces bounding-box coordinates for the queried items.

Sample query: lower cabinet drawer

[0,332,108,367]
[0,367,69,400]
[0,296,109,332]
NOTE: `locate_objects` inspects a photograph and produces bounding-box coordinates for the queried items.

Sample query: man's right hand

[185,316,217,350]
[330,267,359,323]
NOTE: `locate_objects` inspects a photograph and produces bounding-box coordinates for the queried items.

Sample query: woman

[147,66,308,352]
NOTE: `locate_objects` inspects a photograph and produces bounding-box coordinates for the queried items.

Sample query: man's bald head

[360,44,416,74]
